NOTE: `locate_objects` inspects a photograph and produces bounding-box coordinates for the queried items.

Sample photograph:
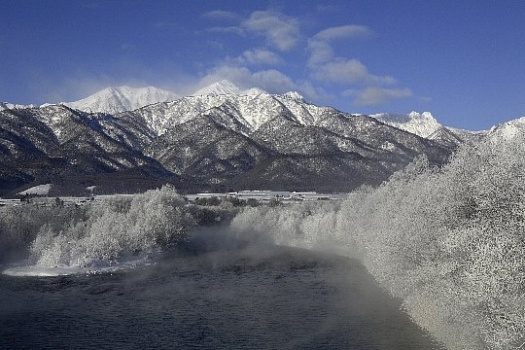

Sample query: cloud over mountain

[242,10,300,51]
[307,25,373,67]
[348,87,413,106]
[199,10,412,108]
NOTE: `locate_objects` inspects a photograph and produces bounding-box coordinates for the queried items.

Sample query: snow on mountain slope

[115,79,346,136]
[130,93,284,135]
[126,82,312,136]
[0,102,38,110]
[0,79,458,193]
[446,126,487,144]
[64,86,179,114]
[192,80,242,96]
[275,93,338,126]
[371,111,443,138]
[192,80,280,97]
[486,116,525,141]
[243,87,268,96]
[25,79,478,148]
[0,81,486,146]
[18,184,52,196]
[53,81,456,142]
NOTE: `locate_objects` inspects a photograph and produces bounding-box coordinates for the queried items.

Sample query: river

[0,230,444,350]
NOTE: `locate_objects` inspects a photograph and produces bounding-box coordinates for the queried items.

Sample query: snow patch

[0,102,38,110]
[281,91,305,101]
[2,257,153,277]
[19,184,52,196]
[371,111,443,138]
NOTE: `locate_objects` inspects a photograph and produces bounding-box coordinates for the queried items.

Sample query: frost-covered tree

[29,186,195,268]
[230,136,525,350]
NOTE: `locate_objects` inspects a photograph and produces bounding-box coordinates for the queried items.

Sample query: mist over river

[0,229,443,350]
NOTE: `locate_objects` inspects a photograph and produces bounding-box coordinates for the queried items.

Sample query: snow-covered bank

[2,256,153,277]
[230,134,525,350]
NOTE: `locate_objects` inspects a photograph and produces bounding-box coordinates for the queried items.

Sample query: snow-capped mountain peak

[371,111,443,138]
[192,80,275,97]
[487,116,525,141]
[281,91,305,101]
[0,83,460,195]
[192,80,242,96]
[63,85,179,114]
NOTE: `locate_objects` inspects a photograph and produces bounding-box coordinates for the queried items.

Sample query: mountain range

[0,81,502,196]
[63,86,180,115]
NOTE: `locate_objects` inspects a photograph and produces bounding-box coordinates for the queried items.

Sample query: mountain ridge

[0,80,494,195]
[63,86,180,114]
[1,81,477,137]
[370,111,443,138]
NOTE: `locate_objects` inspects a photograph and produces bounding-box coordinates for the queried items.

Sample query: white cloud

[308,25,372,66]
[51,74,124,102]
[242,11,300,51]
[202,10,238,21]
[214,49,282,80]
[205,26,245,36]
[196,63,331,102]
[203,10,300,49]
[195,13,414,107]
[312,25,373,42]
[198,65,294,94]
[296,80,330,100]
[307,40,334,68]
[198,66,252,89]
[314,58,396,85]
[315,59,368,83]
[252,69,294,92]
[306,25,394,90]
[239,49,282,65]
[346,87,413,106]
[316,4,340,13]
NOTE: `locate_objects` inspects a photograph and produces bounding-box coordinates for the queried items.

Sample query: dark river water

[0,231,444,350]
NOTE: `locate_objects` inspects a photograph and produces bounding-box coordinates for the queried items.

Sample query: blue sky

[1,0,524,130]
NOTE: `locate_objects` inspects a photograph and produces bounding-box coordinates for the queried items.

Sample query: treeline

[0,186,229,267]
[192,195,285,208]
[230,133,525,350]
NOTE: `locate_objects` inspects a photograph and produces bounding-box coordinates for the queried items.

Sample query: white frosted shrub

[230,201,341,249]
[229,206,271,243]
[29,186,194,268]
[1,205,88,263]
[344,147,525,349]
